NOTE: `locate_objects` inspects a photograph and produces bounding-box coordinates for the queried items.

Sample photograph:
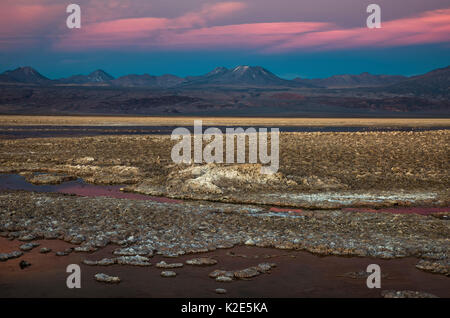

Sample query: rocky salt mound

[127,163,443,209]
[0,251,23,261]
[20,172,76,185]
[130,163,298,195]
[381,290,438,298]
[175,164,297,194]
[156,261,183,269]
[160,271,177,277]
[416,259,450,276]
[209,263,277,281]
[94,273,120,283]
[185,257,218,266]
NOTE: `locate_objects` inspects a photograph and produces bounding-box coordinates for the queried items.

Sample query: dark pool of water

[0,174,181,203]
[0,125,448,139]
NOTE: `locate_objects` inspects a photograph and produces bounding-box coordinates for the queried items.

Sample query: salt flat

[1,115,450,127]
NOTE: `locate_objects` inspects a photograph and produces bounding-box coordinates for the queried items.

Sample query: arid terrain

[0,117,449,297]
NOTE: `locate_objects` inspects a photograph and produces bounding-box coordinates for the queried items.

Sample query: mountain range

[294,72,407,88]
[111,73,185,88]
[385,65,450,97]
[0,65,449,97]
[57,69,114,84]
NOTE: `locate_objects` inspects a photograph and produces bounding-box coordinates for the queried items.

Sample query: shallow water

[1,237,449,298]
[0,125,448,139]
[0,174,181,203]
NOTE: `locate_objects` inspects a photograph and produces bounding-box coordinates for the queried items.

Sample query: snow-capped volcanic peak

[183,65,298,86]
[232,65,250,72]
[87,70,114,82]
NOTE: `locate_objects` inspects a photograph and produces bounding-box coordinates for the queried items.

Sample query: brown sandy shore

[1,115,450,127]
[1,237,449,298]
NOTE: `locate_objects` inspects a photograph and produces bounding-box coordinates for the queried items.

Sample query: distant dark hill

[58,69,114,84]
[184,66,315,87]
[294,72,406,88]
[185,66,228,83]
[1,66,51,84]
[111,74,185,88]
[384,66,450,97]
[155,74,186,87]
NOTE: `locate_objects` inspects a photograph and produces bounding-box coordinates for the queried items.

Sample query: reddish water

[269,207,304,213]
[57,184,182,203]
[1,238,449,298]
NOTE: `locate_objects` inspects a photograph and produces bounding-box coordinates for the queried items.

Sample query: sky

[1,0,449,79]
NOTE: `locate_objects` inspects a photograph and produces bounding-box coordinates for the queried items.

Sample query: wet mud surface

[1,238,449,298]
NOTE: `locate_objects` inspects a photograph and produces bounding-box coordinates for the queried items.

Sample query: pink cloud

[56,1,248,50]
[0,3,63,35]
[85,18,170,34]
[50,5,450,52]
[0,1,64,49]
[270,8,450,51]
[156,22,333,49]
[175,2,247,27]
